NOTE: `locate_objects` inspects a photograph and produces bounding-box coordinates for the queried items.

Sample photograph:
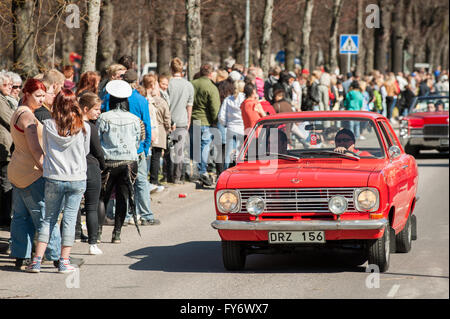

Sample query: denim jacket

[97,109,141,161]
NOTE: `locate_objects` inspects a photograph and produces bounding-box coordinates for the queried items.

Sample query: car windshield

[410,97,449,113]
[241,118,385,161]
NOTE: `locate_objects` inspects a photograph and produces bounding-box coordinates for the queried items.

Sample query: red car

[399,96,449,156]
[212,111,418,272]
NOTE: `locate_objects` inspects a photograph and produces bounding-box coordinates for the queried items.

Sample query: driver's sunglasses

[336,138,353,143]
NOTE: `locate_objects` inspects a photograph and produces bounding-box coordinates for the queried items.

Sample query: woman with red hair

[76,71,101,97]
[27,89,90,274]
[8,78,62,270]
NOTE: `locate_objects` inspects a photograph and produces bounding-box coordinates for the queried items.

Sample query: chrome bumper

[211,218,388,231]
[400,136,449,148]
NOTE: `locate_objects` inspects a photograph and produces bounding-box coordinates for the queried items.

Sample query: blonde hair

[142,74,157,90]
[41,69,65,90]
[234,80,245,98]
[107,64,127,79]
[170,57,184,74]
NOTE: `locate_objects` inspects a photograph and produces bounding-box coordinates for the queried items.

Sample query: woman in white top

[218,80,246,169]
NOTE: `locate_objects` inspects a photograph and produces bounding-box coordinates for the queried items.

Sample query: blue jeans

[190,124,213,175]
[38,179,86,247]
[9,177,61,260]
[349,121,361,140]
[133,153,154,221]
[224,130,244,169]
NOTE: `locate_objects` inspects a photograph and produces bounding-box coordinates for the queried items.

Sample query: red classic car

[399,96,449,156]
[211,111,418,272]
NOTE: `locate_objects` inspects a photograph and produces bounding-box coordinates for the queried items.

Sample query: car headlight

[328,196,348,215]
[354,188,379,212]
[246,196,265,216]
[217,190,240,213]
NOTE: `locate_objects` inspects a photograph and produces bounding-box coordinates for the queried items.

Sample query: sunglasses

[336,138,354,143]
[12,85,21,89]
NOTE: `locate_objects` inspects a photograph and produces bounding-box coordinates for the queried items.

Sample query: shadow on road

[414,152,449,161]
[125,241,368,274]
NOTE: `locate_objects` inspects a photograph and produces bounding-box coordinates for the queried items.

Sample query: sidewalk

[0,179,214,270]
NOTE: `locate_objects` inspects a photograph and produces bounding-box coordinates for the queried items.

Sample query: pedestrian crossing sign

[340,34,359,54]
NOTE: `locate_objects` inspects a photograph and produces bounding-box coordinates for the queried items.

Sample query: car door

[378,120,410,231]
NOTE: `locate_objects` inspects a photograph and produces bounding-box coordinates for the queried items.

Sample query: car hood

[223,159,384,189]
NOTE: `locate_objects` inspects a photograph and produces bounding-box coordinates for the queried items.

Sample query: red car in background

[211,112,419,272]
[399,96,449,156]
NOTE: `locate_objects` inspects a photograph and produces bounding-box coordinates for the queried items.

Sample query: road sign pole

[347,53,351,74]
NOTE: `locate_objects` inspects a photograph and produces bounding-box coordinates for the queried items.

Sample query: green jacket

[191,77,221,126]
[344,90,364,111]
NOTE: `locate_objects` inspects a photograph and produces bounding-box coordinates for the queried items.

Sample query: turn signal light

[217,215,228,221]
[370,213,384,219]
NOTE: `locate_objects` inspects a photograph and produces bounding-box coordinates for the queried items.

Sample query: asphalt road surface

[0,152,448,301]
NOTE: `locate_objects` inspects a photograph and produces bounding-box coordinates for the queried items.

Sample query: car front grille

[238,188,357,213]
[423,125,449,137]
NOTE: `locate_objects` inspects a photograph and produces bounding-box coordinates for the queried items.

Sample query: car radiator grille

[423,125,449,137]
[238,188,357,213]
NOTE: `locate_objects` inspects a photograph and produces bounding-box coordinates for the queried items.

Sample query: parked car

[399,96,449,156]
[211,111,419,272]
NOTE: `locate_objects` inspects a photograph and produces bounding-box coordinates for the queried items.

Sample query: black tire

[411,214,417,241]
[396,215,412,253]
[404,143,419,157]
[222,241,246,271]
[367,224,390,273]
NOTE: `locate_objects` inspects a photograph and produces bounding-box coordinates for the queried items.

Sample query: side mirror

[388,145,402,159]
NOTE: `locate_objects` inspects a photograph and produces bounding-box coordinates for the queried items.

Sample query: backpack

[373,90,383,112]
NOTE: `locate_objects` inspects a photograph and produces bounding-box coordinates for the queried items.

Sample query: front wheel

[222,241,246,271]
[396,215,412,253]
[404,143,420,157]
[367,225,391,273]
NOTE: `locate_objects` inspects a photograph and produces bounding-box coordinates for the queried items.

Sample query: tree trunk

[185,0,202,80]
[364,27,375,74]
[329,0,344,72]
[284,30,296,71]
[81,0,101,73]
[356,0,366,75]
[12,0,38,77]
[300,0,314,70]
[260,0,274,77]
[374,0,393,73]
[97,0,115,75]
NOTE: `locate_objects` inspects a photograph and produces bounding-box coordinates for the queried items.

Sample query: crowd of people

[0,54,449,273]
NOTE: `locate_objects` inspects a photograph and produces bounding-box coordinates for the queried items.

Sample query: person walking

[190,63,221,186]
[27,88,89,273]
[218,80,246,169]
[79,92,104,254]
[240,82,266,138]
[97,80,143,244]
[343,80,364,139]
[7,79,62,270]
[167,58,194,184]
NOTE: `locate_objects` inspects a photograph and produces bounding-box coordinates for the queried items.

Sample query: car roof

[259,111,385,122]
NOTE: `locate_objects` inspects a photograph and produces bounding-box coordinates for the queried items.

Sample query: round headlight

[355,188,379,212]
[328,196,348,215]
[246,196,265,216]
[217,190,240,213]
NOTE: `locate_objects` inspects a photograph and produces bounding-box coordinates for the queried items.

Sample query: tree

[185,0,202,80]
[329,0,344,72]
[300,0,314,70]
[81,0,101,73]
[12,0,38,77]
[97,0,115,75]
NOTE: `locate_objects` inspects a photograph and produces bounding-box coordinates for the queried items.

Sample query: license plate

[440,138,449,146]
[268,231,326,244]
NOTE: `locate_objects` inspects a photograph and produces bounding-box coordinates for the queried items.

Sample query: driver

[436,100,445,112]
[334,128,372,156]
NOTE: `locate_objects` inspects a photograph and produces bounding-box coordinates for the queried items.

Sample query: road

[0,152,448,302]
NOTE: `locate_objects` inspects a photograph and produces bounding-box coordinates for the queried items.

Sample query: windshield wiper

[299,150,360,160]
[264,152,301,161]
